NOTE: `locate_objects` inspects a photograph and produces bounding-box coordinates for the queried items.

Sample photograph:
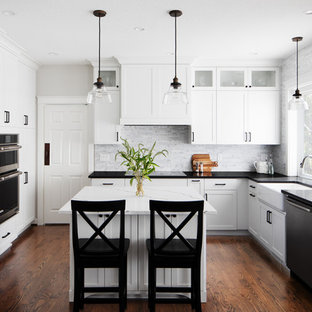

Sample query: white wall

[273,43,312,175]
[37,65,92,96]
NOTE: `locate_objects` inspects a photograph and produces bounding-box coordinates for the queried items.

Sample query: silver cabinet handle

[215,183,226,186]
[287,199,311,212]
[102,183,114,186]
[0,171,22,182]
[249,132,251,142]
[192,132,195,142]
[244,132,247,142]
[205,193,208,201]
[249,194,255,197]
[116,131,119,142]
[191,180,200,182]
[0,145,22,152]
[24,115,29,126]
[249,185,255,189]
[2,232,10,239]
[24,171,29,184]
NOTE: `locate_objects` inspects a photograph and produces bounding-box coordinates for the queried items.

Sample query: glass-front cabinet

[217,67,279,90]
[191,67,216,90]
[98,67,120,90]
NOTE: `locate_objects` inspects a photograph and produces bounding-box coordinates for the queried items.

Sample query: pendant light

[163,10,188,105]
[87,10,112,104]
[288,36,308,110]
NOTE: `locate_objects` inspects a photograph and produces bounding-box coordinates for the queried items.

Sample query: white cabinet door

[93,91,121,144]
[18,129,36,232]
[18,61,36,129]
[1,47,18,127]
[191,67,216,90]
[188,178,205,196]
[271,209,286,262]
[0,214,17,255]
[121,66,153,122]
[125,178,188,187]
[217,68,247,90]
[191,91,216,144]
[249,68,280,91]
[216,91,245,144]
[259,202,273,247]
[246,91,280,144]
[206,190,237,230]
[248,193,260,237]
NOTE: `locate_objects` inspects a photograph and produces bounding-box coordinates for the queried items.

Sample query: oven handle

[0,171,22,182]
[0,145,22,152]
[286,199,311,213]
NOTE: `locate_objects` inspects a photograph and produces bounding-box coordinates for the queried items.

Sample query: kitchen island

[59,185,216,302]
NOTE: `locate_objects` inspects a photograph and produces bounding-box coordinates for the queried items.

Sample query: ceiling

[0,0,312,65]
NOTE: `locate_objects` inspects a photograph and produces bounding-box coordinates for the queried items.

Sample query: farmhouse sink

[257,183,312,211]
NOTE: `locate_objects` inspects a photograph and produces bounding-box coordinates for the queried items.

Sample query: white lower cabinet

[248,181,286,263]
[204,179,247,230]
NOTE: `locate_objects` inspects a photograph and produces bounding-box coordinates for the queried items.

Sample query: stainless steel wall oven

[0,134,22,224]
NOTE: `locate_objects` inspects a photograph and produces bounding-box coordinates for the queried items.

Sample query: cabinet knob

[245,86,248,88]
[116,85,119,88]
[249,85,252,88]
[192,85,195,88]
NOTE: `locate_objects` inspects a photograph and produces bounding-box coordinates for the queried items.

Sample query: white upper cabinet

[217,67,279,91]
[120,64,191,125]
[93,91,121,144]
[90,64,121,144]
[246,91,280,144]
[217,90,280,144]
[191,67,216,90]
[191,90,216,144]
[217,91,246,144]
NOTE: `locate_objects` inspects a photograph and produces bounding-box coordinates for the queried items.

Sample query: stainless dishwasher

[285,194,312,288]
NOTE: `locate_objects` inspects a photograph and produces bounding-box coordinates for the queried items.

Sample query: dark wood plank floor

[0,225,312,312]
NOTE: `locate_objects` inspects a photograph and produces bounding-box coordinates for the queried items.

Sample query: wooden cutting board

[192,154,218,172]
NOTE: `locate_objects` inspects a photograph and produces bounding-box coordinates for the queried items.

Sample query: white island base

[59,186,217,303]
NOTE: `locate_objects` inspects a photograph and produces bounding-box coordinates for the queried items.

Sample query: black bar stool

[146,200,204,312]
[71,200,129,312]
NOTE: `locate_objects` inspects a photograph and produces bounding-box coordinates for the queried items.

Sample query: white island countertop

[59,186,217,215]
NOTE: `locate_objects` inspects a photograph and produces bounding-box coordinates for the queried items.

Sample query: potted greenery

[115,138,168,196]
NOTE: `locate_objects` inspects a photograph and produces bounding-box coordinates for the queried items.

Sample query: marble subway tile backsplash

[95,126,273,172]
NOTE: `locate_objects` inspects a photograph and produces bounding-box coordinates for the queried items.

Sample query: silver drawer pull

[287,199,311,213]
[249,194,255,197]
[249,185,255,189]
[215,183,226,186]
[191,180,200,182]
[102,183,114,186]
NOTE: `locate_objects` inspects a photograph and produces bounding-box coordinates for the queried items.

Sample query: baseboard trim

[206,230,249,236]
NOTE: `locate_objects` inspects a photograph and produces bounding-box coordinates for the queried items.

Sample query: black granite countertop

[281,189,312,206]
[89,170,289,182]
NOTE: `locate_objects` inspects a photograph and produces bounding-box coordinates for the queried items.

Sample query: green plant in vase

[115,138,168,196]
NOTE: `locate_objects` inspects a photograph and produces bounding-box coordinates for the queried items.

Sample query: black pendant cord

[98,15,101,78]
[296,40,299,91]
[174,13,177,79]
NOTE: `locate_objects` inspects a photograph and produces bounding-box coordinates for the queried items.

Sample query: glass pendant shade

[87,84,112,104]
[163,84,188,105]
[288,92,308,110]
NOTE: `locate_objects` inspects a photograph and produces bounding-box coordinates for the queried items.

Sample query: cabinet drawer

[205,179,240,190]
[0,216,17,254]
[91,179,125,187]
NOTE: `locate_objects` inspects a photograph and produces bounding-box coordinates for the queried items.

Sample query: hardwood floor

[0,225,312,312]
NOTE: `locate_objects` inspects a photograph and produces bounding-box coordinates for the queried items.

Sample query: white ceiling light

[288,36,308,111]
[87,10,112,105]
[2,10,15,16]
[163,10,188,105]
[134,27,145,31]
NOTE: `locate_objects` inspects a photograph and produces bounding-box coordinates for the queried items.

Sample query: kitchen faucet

[299,155,312,168]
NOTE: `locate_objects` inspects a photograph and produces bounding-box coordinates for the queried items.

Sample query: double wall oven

[0,134,22,224]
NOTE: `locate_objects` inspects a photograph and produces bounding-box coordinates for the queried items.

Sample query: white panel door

[259,202,273,247]
[216,91,245,144]
[246,91,280,144]
[43,104,88,223]
[191,91,216,144]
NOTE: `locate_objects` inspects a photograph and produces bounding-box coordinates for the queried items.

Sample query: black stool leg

[195,265,202,312]
[79,268,84,309]
[73,266,80,312]
[149,260,156,312]
[191,266,195,309]
[119,259,126,312]
[124,255,128,310]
